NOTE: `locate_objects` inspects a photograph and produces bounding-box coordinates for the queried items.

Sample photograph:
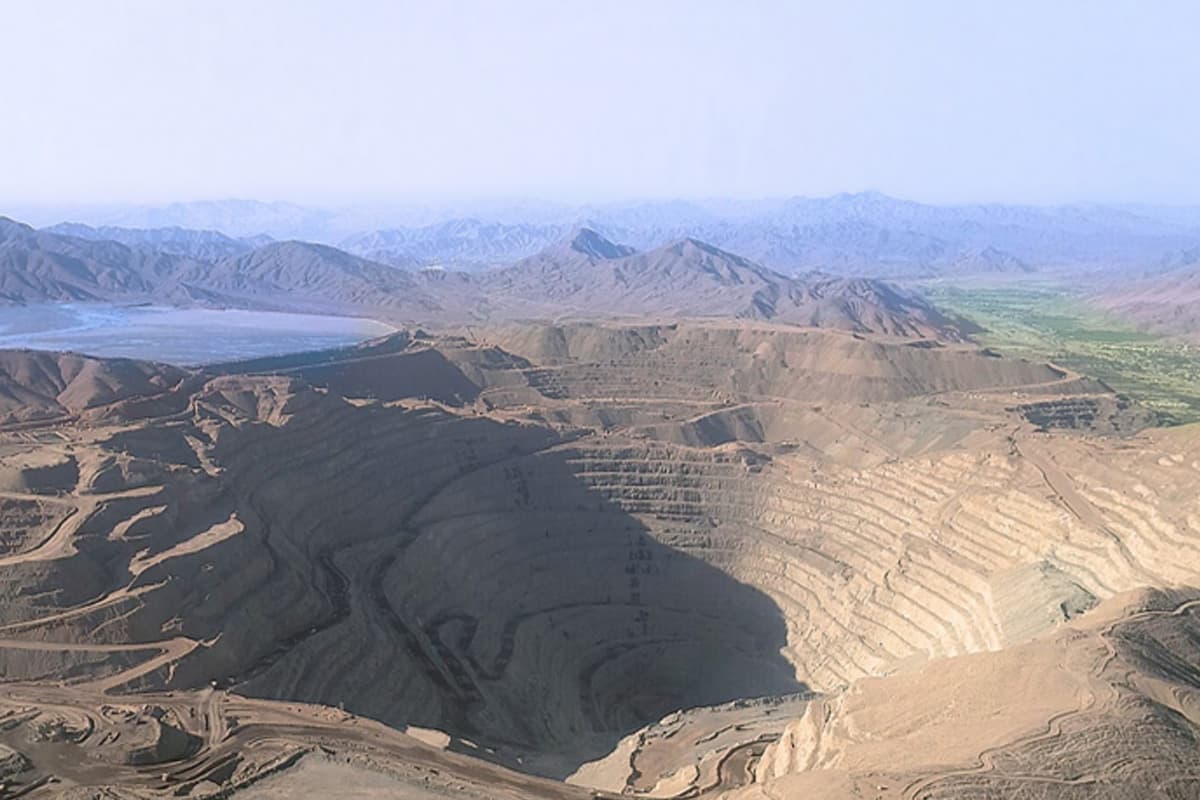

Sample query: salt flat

[0,303,394,365]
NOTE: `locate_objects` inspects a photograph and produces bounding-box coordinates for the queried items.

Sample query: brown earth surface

[1094,264,1200,341]
[0,319,1195,798]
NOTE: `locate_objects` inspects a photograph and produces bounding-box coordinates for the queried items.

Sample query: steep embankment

[743,588,1200,800]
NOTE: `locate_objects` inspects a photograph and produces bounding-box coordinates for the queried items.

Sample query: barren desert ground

[0,321,1194,798]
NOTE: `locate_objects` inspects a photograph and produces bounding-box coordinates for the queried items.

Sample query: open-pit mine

[0,321,1196,799]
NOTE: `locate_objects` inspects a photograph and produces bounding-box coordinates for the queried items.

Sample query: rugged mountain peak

[563,227,635,260]
[209,240,417,286]
[247,239,344,260]
[0,216,36,242]
[651,238,777,283]
[663,237,747,262]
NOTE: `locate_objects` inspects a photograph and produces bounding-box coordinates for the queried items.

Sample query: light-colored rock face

[0,322,1195,797]
[744,587,1200,799]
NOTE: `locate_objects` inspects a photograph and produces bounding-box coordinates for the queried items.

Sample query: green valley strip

[927,285,1200,425]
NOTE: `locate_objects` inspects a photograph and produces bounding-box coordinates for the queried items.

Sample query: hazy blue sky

[3,0,1198,206]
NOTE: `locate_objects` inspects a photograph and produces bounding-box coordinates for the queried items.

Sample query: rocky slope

[171,241,448,315]
[1094,262,1200,340]
[341,218,565,269]
[483,230,979,338]
[45,222,265,261]
[0,217,183,304]
[0,350,191,424]
[739,588,1200,799]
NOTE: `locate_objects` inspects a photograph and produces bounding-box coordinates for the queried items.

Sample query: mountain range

[18,192,1200,277]
[45,222,270,261]
[0,215,972,339]
[0,217,179,304]
[481,229,974,337]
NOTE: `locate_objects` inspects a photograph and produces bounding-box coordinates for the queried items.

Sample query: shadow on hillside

[192,345,803,776]
[369,415,804,775]
[208,336,483,405]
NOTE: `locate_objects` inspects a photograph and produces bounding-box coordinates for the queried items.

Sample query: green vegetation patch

[927,285,1200,425]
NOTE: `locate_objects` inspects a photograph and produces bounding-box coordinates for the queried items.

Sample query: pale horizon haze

[3,0,1199,208]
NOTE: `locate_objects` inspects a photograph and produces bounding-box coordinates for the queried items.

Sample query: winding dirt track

[0,683,612,799]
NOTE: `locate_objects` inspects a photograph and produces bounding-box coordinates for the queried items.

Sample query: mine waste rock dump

[0,321,1195,798]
